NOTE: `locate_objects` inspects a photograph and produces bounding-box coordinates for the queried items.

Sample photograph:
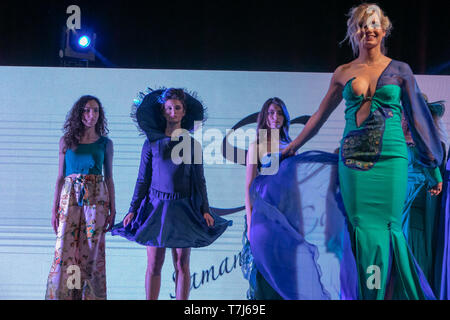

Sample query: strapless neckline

[343,77,400,101]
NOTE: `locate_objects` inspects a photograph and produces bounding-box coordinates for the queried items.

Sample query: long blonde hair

[342,3,392,57]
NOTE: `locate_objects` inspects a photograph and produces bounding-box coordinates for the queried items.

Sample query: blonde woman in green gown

[282,3,443,299]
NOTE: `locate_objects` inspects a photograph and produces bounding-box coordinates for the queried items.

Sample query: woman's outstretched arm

[283,69,344,155]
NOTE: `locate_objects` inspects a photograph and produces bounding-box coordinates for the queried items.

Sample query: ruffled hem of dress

[111,195,232,248]
[111,223,230,248]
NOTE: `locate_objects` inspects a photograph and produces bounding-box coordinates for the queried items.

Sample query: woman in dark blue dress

[112,88,231,300]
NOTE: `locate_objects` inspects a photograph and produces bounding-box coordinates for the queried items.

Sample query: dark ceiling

[1,0,449,74]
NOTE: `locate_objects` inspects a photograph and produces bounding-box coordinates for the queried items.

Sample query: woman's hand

[429,182,443,196]
[203,213,215,227]
[281,143,296,159]
[104,211,116,232]
[123,212,135,227]
[51,209,59,235]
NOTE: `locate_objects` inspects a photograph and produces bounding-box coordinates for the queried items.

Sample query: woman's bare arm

[51,137,66,234]
[284,69,344,154]
[104,138,116,231]
[245,143,258,241]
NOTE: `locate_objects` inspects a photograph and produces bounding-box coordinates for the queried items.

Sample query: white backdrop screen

[0,66,449,299]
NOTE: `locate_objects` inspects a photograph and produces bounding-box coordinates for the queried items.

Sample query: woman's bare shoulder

[334,61,357,85]
[58,136,67,152]
[248,141,258,153]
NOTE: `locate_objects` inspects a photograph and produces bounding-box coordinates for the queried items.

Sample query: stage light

[78,35,91,48]
[60,27,96,63]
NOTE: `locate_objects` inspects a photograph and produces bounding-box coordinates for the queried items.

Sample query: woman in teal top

[45,95,116,300]
[282,3,442,299]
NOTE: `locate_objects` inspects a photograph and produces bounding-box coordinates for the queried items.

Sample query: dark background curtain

[0,0,448,74]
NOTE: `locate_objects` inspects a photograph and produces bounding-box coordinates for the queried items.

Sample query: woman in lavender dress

[241,97,291,300]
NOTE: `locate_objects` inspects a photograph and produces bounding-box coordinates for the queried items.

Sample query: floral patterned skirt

[45,174,109,300]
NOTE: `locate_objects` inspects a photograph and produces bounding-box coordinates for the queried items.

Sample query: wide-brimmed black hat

[131,87,207,141]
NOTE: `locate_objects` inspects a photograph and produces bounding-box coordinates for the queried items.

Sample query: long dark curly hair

[62,95,109,151]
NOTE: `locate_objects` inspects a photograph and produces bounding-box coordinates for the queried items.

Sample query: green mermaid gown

[338,60,443,300]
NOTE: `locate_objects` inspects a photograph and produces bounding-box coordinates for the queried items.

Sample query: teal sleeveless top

[64,136,108,176]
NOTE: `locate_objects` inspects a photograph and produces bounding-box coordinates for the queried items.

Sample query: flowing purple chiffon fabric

[383,60,443,168]
[438,154,450,299]
[249,151,353,299]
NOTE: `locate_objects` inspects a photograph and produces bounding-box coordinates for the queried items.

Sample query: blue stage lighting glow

[78,35,91,48]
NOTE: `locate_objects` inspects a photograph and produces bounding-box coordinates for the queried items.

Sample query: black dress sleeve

[192,138,210,213]
[129,139,153,213]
